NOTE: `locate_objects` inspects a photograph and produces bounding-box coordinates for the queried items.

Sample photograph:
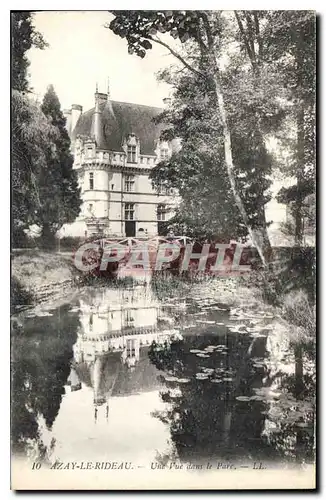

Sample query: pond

[11,282,315,469]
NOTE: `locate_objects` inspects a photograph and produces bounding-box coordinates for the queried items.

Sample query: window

[160,148,169,160]
[111,184,114,190]
[88,203,93,215]
[124,175,135,192]
[89,172,94,190]
[127,145,136,163]
[124,310,134,327]
[125,203,135,220]
[126,338,136,357]
[157,204,166,221]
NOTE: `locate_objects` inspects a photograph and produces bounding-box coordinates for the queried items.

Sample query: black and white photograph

[10,9,316,490]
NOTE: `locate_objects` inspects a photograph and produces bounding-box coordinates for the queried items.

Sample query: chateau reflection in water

[12,283,315,466]
[68,286,180,418]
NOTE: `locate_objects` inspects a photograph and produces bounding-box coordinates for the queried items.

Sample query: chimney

[71,104,83,135]
[63,109,72,137]
[91,84,106,148]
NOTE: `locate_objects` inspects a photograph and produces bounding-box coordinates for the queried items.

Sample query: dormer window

[127,145,136,163]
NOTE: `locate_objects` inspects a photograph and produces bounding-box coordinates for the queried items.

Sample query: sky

[28,11,176,111]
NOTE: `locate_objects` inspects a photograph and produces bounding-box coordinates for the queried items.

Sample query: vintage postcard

[11,10,316,490]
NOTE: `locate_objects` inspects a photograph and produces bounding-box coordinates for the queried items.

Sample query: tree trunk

[294,105,305,246]
[41,223,55,249]
[211,72,269,267]
[294,36,305,248]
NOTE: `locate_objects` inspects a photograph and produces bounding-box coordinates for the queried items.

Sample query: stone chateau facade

[59,84,313,246]
[62,85,178,239]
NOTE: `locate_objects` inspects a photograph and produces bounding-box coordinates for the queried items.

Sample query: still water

[11,283,315,468]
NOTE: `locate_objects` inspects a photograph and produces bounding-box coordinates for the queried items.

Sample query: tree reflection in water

[11,305,79,460]
[148,329,315,465]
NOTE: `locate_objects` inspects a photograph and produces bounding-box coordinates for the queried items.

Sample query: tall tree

[11,12,47,92]
[11,11,50,245]
[268,11,315,246]
[234,11,316,246]
[12,91,58,243]
[38,85,81,244]
[150,68,247,241]
[108,11,273,265]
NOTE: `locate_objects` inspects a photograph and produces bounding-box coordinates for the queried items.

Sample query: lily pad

[164,376,179,382]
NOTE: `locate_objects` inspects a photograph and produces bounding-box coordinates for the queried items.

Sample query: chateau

[62,85,177,239]
[60,85,313,246]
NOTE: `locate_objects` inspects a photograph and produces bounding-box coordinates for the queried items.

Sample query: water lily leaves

[236,396,251,402]
[196,353,210,358]
[164,375,180,382]
[204,346,216,352]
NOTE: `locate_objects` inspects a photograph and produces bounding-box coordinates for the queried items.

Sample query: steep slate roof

[72,100,164,155]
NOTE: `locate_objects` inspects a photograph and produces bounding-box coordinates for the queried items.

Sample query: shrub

[11,277,34,311]
[282,289,316,338]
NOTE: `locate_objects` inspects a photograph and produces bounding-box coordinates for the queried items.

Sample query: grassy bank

[11,250,76,310]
